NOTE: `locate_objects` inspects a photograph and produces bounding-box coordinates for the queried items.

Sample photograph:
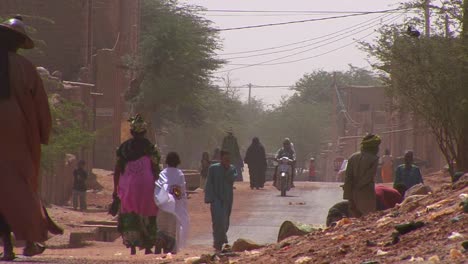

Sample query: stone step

[83,220,117,226]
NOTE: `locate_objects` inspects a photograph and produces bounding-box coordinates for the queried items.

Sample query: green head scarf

[128,114,147,133]
[360,134,381,154]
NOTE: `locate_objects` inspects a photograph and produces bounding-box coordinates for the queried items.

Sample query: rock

[405,184,432,197]
[184,254,214,264]
[399,195,427,213]
[448,232,464,241]
[295,256,312,264]
[450,215,463,223]
[462,240,468,250]
[449,248,463,260]
[394,221,425,235]
[428,255,440,263]
[460,199,468,213]
[366,240,377,247]
[375,249,388,256]
[335,217,352,227]
[277,221,319,242]
[408,256,424,262]
[231,239,264,252]
[453,174,468,189]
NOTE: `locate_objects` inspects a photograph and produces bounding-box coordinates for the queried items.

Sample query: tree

[125,0,224,129]
[361,2,468,172]
[40,84,95,173]
[292,65,381,105]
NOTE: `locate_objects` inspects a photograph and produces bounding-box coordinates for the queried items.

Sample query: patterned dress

[116,137,160,250]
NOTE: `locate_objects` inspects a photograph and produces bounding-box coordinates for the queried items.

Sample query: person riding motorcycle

[274,138,296,188]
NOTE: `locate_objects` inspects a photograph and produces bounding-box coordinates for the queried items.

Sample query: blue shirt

[204,163,238,204]
[394,164,423,190]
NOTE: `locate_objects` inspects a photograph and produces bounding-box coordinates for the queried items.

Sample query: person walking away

[380,149,393,183]
[274,138,296,187]
[212,147,221,162]
[204,150,238,252]
[343,134,381,218]
[0,16,63,260]
[200,152,210,190]
[72,160,88,211]
[221,129,244,181]
[113,114,161,255]
[244,137,267,190]
[154,152,190,254]
[394,151,424,190]
[309,158,316,181]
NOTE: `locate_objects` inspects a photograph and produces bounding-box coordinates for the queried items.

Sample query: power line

[201,9,405,14]
[222,13,393,60]
[216,8,402,31]
[216,13,403,72]
[218,13,389,56]
[217,85,292,89]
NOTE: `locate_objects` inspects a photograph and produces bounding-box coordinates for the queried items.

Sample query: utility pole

[460,0,468,171]
[248,83,252,106]
[424,0,431,37]
[330,73,338,182]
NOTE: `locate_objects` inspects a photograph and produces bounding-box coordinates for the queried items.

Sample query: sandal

[0,251,16,261]
[23,243,46,257]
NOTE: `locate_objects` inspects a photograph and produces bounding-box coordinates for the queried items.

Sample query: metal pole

[424,0,431,37]
[248,83,252,106]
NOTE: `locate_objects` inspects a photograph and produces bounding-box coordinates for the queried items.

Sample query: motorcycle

[274,156,294,197]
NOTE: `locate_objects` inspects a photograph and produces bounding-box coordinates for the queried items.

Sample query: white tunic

[154,167,190,251]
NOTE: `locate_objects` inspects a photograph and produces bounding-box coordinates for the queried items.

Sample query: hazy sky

[182,0,401,105]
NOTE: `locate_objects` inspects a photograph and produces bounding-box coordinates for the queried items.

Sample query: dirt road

[6,177,343,263]
[191,182,342,246]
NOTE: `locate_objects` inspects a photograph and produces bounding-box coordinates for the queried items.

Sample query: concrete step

[83,220,117,226]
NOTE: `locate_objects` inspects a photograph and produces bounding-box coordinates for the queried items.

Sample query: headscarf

[360,134,381,154]
[128,114,147,133]
[252,137,260,145]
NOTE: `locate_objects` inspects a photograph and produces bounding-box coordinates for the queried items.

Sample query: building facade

[0,0,141,169]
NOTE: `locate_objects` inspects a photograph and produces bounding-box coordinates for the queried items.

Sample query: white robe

[154,167,190,251]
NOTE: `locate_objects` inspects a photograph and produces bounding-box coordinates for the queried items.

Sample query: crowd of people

[328,134,426,227]
[1,15,458,261]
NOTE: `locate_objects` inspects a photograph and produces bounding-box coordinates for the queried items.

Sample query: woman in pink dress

[113,114,160,255]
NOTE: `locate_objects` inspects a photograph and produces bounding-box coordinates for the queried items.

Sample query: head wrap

[129,114,147,133]
[360,134,381,153]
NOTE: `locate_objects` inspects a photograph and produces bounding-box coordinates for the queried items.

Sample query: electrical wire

[216,13,403,72]
[216,8,402,31]
[222,13,393,60]
[201,9,404,14]
[218,13,389,56]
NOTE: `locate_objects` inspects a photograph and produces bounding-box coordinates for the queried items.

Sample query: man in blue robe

[394,151,424,190]
[204,150,238,251]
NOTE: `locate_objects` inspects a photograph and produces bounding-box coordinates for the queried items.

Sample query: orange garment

[381,155,393,183]
[0,52,51,242]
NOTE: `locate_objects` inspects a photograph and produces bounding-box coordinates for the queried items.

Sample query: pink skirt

[118,156,158,216]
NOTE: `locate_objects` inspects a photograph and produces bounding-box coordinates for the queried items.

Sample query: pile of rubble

[188,174,467,264]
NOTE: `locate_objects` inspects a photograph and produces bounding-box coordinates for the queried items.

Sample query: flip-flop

[0,251,16,261]
[23,243,46,257]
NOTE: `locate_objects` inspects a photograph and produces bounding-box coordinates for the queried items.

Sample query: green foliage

[41,97,94,173]
[361,1,468,171]
[292,65,381,104]
[128,0,224,128]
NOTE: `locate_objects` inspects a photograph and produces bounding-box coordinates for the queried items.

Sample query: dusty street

[3,171,343,263]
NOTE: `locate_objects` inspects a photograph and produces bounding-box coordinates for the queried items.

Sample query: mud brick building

[0,0,141,170]
[319,85,445,182]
